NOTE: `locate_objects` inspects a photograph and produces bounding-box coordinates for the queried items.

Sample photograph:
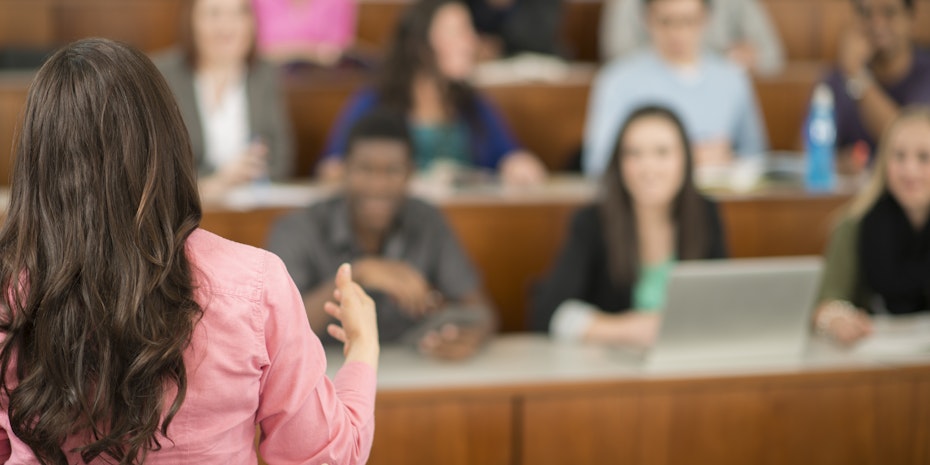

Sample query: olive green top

[816,215,874,310]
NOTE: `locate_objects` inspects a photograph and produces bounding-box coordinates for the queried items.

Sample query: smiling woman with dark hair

[0,38,378,465]
[318,0,547,186]
[533,106,727,346]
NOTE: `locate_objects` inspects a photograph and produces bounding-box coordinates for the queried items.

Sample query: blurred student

[583,0,767,177]
[815,107,930,345]
[318,0,547,186]
[0,38,376,465]
[466,0,564,59]
[533,106,727,346]
[253,0,357,66]
[155,0,295,203]
[601,0,785,75]
[823,0,930,174]
[269,111,495,361]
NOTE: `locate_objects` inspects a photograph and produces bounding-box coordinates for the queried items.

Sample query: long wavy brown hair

[0,39,202,465]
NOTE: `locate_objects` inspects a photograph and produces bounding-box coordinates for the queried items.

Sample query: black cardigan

[529,199,728,332]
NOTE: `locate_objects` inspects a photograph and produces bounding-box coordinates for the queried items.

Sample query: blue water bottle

[804,84,837,192]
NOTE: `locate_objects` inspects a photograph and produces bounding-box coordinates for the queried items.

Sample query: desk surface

[327,314,930,394]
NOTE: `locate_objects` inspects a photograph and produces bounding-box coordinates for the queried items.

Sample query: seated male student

[267,110,495,360]
[823,0,930,175]
[582,0,768,177]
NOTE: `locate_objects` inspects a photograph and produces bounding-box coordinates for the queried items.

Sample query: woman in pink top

[0,38,379,465]
[253,0,357,66]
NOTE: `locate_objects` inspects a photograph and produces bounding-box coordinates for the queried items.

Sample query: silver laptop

[645,257,823,370]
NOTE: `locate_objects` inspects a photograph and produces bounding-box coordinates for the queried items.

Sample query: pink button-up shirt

[0,229,376,464]
[253,0,357,52]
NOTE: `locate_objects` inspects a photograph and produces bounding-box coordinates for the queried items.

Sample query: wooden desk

[200,177,852,332]
[327,331,930,465]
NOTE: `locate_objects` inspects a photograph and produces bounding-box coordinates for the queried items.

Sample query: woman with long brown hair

[317,0,547,185]
[532,106,727,346]
[0,38,378,465]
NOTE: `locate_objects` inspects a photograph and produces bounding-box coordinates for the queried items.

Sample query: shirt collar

[328,195,413,259]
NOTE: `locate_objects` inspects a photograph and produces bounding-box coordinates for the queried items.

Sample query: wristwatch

[845,70,874,101]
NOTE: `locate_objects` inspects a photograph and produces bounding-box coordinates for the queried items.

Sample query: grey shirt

[600,0,785,75]
[267,195,484,343]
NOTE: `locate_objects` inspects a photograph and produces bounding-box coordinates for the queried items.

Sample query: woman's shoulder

[186,228,282,302]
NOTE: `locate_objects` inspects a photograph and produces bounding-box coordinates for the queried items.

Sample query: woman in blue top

[318,0,546,185]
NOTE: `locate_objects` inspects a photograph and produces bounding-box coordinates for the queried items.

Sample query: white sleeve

[550,299,600,342]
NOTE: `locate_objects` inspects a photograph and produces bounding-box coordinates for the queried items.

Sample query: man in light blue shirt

[583,0,768,177]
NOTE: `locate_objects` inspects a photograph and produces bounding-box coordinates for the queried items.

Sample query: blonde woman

[815,106,930,345]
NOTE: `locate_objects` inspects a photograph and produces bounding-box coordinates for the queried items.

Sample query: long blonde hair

[847,106,930,219]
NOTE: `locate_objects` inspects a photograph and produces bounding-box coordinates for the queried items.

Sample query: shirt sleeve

[530,207,599,332]
[737,0,785,75]
[256,252,377,465]
[475,95,521,169]
[816,216,862,306]
[599,0,644,62]
[733,71,769,157]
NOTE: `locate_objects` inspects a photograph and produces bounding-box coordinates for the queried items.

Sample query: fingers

[830,314,872,345]
[334,263,352,289]
[327,323,347,344]
[323,301,342,321]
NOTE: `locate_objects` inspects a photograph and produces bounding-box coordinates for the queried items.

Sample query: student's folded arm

[256,253,376,465]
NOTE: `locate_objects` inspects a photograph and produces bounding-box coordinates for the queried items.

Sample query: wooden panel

[284,72,363,176]
[762,383,876,464]
[917,379,930,465]
[754,63,825,151]
[718,193,849,258]
[483,79,590,170]
[52,0,183,53]
[764,0,822,61]
[369,397,512,465]
[355,1,407,51]
[522,375,922,465]
[561,0,602,62]
[871,379,926,465]
[522,391,640,465]
[819,1,858,66]
[0,0,54,48]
